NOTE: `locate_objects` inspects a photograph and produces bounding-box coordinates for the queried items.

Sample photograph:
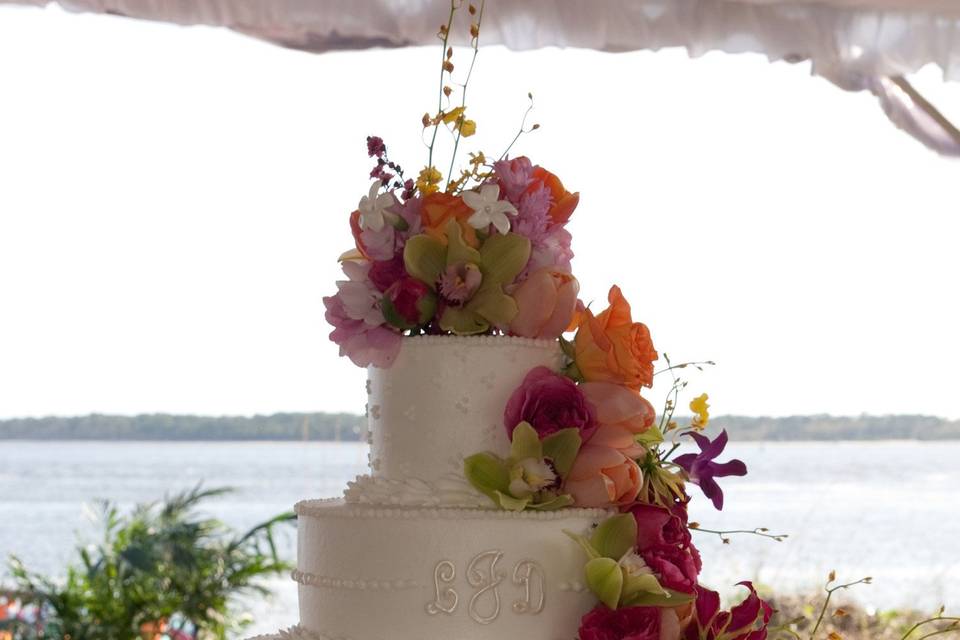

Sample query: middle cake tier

[295,499,611,640]
[348,335,565,507]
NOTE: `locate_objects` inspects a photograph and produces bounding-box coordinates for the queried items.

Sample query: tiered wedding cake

[291,336,613,640]
[255,6,774,637]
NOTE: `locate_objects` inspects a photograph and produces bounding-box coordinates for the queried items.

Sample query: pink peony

[640,545,701,595]
[580,382,656,458]
[629,503,692,551]
[578,604,661,640]
[322,292,401,368]
[508,269,579,339]
[566,444,643,507]
[504,367,597,441]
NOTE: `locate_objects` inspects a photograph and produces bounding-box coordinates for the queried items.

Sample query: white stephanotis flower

[462,183,518,235]
[357,180,396,232]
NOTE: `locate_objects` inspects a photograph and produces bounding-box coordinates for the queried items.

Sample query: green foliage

[0,413,366,441]
[2,486,294,640]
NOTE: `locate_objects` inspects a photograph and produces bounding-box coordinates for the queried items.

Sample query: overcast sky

[1,5,958,420]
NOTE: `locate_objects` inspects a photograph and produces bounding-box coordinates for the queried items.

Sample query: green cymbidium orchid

[463,422,581,511]
[565,513,684,610]
[403,220,531,335]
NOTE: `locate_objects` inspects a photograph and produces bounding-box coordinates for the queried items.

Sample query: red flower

[368,256,407,293]
[504,366,597,441]
[579,604,661,640]
[382,277,436,330]
[684,582,773,640]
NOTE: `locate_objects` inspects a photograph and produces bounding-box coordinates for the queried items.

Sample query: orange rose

[572,285,658,390]
[509,269,579,338]
[526,166,579,225]
[565,444,643,507]
[420,192,478,247]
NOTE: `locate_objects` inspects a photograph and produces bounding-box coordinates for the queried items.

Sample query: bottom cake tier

[293,499,613,640]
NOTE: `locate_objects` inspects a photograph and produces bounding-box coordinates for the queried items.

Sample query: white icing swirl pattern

[343,474,490,508]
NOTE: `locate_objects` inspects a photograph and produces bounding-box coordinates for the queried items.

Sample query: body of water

[0,440,957,637]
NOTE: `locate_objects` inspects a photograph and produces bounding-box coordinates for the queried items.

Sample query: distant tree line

[0,413,957,441]
[0,413,366,441]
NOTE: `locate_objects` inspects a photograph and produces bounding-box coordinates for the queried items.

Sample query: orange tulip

[572,285,658,390]
[420,192,478,247]
[565,444,643,507]
[509,269,579,338]
[527,166,579,225]
[580,381,656,458]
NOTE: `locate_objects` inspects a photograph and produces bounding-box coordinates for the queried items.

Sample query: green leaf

[621,589,695,608]
[591,514,638,560]
[444,220,482,267]
[509,422,543,461]
[439,305,490,335]
[494,490,531,511]
[467,286,519,327]
[621,571,668,602]
[559,336,577,359]
[563,361,585,383]
[479,232,531,285]
[403,234,446,289]
[585,557,624,610]
[541,428,582,477]
[463,452,511,503]
[636,424,664,446]
[564,530,602,560]
[527,493,575,511]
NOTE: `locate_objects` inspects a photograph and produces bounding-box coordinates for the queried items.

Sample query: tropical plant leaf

[591,514,638,560]
[585,557,624,610]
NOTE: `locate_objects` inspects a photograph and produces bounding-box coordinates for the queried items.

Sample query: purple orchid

[673,430,747,510]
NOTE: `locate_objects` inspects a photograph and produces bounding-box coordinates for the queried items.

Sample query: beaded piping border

[393,334,560,350]
[292,569,422,591]
[294,498,611,521]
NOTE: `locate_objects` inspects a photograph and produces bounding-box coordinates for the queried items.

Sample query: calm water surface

[0,440,957,637]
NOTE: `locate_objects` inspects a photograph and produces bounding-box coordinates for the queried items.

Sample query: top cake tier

[365,335,563,495]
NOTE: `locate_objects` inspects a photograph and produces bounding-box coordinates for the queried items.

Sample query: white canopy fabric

[5,0,960,155]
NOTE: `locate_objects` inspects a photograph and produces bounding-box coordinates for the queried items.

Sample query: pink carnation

[493,156,534,204]
[322,292,401,368]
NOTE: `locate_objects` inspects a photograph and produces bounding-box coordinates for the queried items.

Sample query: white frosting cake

[257,337,616,640]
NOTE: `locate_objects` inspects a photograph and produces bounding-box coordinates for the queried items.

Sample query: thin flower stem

[428,1,459,171]
[447,0,484,188]
[809,577,872,640]
[903,618,960,640]
[498,97,535,161]
[688,525,788,543]
[654,360,716,376]
[916,627,960,640]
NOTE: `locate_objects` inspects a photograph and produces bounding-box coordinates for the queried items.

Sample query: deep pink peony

[503,366,597,441]
[578,604,661,640]
[641,545,701,595]
[629,503,692,551]
[322,293,401,368]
